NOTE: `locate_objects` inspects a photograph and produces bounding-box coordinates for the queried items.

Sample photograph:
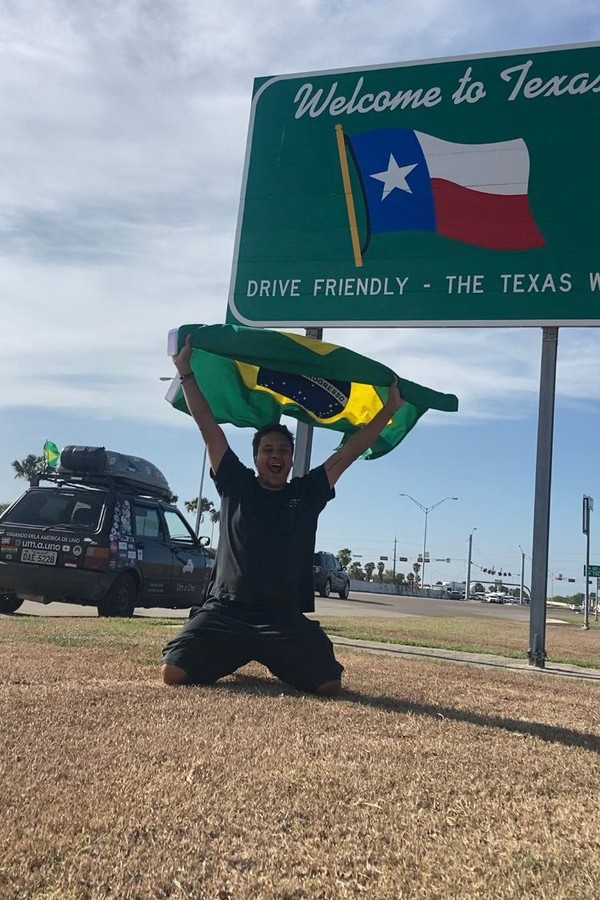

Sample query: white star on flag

[370,154,418,200]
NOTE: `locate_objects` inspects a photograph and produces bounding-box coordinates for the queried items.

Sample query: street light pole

[518,545,526,605]
[194,444,208,536]
[160,373,208,537]
[465,528,477,600]
[399,494,458,590]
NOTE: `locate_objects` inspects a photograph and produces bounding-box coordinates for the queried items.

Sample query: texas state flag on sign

[346,128,545,252]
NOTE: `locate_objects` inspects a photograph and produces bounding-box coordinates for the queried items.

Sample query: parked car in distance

[313,551,350,599]
[0,445,214,617]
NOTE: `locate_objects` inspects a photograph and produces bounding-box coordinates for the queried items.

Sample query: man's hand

[385,376,404,414]
[323,374,406,488]
[172,333,193,376]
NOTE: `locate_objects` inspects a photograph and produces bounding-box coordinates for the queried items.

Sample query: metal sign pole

[292,328,323,478]
[528,327,558,668]
[519,547,525,605]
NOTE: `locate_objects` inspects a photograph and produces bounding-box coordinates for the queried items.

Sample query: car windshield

[3,490,102,530]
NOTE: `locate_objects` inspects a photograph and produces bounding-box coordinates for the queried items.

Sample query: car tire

[98,575,137,618]
[0,594,23,614]
[319,579,331,598]
[338,581,350,600]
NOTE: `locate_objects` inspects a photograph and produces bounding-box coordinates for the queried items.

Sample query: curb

[330,636,600,682]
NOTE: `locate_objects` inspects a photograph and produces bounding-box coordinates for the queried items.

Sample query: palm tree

[337,548,352,568]
[412,561,421,585]
[364,561,375,582]
[348,562,364,580]
[11,454,45,484]
[185,496,215,520]
[209,506,220,546]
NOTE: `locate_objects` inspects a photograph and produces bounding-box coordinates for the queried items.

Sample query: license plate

[21,548,58,566]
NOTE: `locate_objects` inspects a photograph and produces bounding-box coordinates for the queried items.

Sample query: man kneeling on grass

[161,335,403,696]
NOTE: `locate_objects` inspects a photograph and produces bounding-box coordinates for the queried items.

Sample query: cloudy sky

[1,1,599,592]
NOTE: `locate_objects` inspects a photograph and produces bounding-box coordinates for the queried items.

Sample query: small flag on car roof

[43,440,60,469]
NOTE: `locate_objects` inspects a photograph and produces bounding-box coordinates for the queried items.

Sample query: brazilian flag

[43,440,60,469]
[166,324,458,460]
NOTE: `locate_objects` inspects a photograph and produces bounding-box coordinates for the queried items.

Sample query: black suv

[0,446,214,617]
[313,551,351,599]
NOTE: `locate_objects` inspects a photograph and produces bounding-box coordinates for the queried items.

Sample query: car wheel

[0,594,23,614]
[98,575,137,618]
[338,581,350,600]
[319,578,332,598]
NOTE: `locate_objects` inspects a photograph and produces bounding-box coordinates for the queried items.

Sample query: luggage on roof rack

[55,445,172,500]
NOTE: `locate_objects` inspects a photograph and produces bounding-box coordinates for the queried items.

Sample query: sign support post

[582,495,594,630]
[291,328,323,478]
[528,327,558,668]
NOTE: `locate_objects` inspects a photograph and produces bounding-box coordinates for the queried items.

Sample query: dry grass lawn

[321,614,600,669]
[1,616,599,900]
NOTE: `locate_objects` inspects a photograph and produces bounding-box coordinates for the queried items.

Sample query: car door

[132,502,173,602]
[331,555,345,592]
[161,508,211,606]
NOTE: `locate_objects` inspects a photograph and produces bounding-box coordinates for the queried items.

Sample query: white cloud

[0,0,599,432]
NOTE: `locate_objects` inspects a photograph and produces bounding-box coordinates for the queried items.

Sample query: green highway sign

[228,43,600,328]
[584,565,600,577]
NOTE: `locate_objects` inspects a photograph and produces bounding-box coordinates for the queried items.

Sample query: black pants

[161,603,343,694]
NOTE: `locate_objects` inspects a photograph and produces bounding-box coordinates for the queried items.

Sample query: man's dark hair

[252,423,295,459]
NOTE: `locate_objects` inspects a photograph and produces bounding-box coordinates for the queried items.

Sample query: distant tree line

[332,551,588,603]
[335,547,421,592]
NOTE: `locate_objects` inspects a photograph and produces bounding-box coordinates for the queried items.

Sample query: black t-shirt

[205,447,334,613]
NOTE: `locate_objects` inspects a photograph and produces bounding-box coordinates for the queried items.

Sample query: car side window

[133,504,164,540]
[162,509,196,545]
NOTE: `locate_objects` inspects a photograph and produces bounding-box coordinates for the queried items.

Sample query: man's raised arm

[323,377,404,488]
[172,334,228,475]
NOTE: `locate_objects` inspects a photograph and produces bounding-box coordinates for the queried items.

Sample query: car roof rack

[38,445,174,502]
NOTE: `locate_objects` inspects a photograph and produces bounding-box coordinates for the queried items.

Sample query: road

[313,591,534,621]
[10,591,548,623]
